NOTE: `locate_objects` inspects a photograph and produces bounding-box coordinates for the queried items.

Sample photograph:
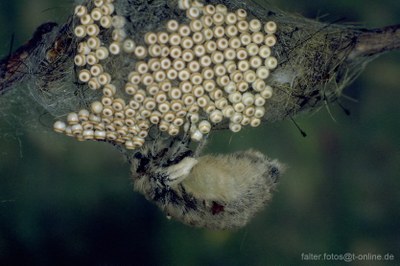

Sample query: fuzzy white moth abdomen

[132,148,283,230]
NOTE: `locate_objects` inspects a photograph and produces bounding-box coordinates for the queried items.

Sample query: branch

[0,0,399,133]
[349,24,400,59]
[0,22,58,96]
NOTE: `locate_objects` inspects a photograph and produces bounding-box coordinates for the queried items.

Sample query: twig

[0,22,58,95]
[349,24,400,59]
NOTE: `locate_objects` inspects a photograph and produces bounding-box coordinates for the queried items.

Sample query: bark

[349,24,400,59]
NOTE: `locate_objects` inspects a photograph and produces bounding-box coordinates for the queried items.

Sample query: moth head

[130,137,198,178]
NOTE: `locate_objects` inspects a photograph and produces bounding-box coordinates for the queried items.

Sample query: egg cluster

[53,0,278,150]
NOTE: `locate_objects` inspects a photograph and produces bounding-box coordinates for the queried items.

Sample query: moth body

[131,140,283,229]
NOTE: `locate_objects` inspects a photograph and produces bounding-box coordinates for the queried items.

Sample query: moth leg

[165,157,198,186]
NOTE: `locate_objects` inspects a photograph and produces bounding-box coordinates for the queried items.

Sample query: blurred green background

[0,0,399,265]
